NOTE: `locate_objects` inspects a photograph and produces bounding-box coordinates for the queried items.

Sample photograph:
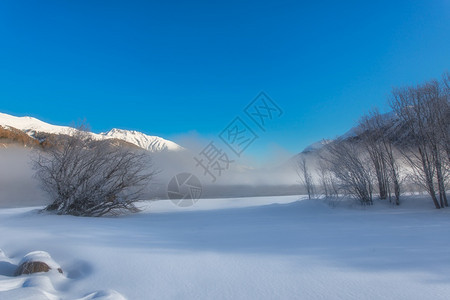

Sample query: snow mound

[0,248,128,299]
[17,251,62,274]
[0,275,59,300]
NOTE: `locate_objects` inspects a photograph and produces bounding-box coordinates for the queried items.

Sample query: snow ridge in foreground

[0,249,126,300]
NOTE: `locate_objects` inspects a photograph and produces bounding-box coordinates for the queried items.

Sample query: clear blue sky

[0,0,449,162]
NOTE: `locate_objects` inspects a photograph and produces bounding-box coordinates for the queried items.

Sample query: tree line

[298,72,449,208]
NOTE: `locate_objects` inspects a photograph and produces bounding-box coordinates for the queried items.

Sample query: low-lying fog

[0,147,304,208]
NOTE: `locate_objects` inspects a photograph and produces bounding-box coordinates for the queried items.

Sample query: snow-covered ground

[1,195,450,299]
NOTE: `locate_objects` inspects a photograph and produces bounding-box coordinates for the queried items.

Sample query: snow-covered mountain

[101,128,183,152]
[0,112,79,137]
[301,111,398,154]
[0,112,183,152]
[302,139,332,153]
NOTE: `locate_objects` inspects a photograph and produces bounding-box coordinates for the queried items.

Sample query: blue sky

[0,0,449,163]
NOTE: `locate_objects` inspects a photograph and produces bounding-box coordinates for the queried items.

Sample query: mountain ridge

[0,112,183,152]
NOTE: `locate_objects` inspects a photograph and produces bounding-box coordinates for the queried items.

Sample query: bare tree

[317,157,339,198]
[358,112,389,200]
[297,156,315,199]
[32,128,156,216]
[439,72,450,197]
[317,158,330,198]
[436,72,450,162]
[389,81,448,208]
[359,109,401,205]
[422,80,448,208]
[323,140,374,205]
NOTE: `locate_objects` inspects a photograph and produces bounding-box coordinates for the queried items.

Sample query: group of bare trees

[33,129,156,216]
[390,74,449,208]
[323,140,375,205]
[297,72,449,208]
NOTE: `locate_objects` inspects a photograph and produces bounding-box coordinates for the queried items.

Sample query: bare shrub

[32,129,156,216]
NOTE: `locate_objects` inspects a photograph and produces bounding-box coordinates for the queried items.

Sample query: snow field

[1,195,450,299]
